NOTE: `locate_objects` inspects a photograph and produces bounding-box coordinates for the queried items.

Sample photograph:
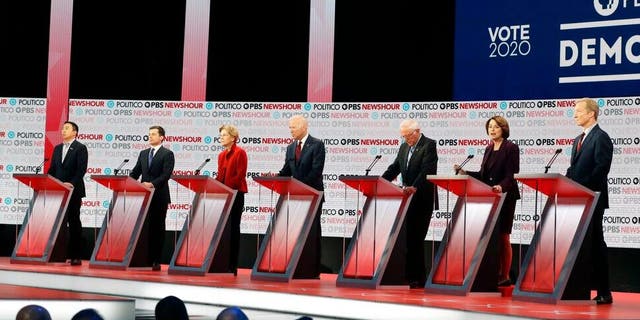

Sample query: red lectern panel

[251,176,322,282]
[89,175,154,269]
[169,175,237,275]
[425,175,504,295]
[513,173,598,304]
[336,176,412,288]
[11,174,72,264]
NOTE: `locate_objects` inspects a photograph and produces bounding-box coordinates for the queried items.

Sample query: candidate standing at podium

[382,119,438,289]
[216,124,248,276]
[454,115,520,287]
[130,125,175,271]
[278,115,325,278]
[48,121,88,266]
[566,98,613,304]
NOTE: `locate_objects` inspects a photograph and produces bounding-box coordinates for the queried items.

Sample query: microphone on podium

[455,154,474,175]
[34,158,49,174]
[365,155,382,176]
[113,159,129,176]
[194,158,211,175]
[544,148,563,173]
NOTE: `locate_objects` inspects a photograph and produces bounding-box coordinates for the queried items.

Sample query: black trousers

[591,204,611,296]
[405,196,434,284]
[64,194,83,259]
[148,200,168,264]
[294,202,323,278]
[228,192,245,272]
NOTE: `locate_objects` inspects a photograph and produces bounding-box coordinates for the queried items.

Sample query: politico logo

[594,0,619,16]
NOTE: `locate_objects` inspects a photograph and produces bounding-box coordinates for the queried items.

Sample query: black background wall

[1,1,638,292]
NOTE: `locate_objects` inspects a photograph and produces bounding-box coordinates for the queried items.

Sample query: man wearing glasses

[382,119,438,289]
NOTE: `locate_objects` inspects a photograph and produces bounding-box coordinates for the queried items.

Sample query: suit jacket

[129,146,175,204]
[467,139,520,200]
[566,124,612,208]
[279,135,325,191]
[382,134,438,204]
[216,143,248,193]
[47,140,88,198]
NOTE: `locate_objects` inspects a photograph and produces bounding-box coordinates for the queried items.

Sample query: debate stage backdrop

[2,96,640,250]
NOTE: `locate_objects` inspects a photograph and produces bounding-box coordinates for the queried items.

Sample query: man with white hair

[382,119,438,289]
[278,115,326,278]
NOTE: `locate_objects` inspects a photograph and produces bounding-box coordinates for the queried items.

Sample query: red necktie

[295,141,302,161]
[577,132,585,152]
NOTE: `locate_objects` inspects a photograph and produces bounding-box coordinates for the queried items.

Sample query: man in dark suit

[566,98,613,304]
[48,121,88,266]
[130,125,175,271]
[278,115,325,278]
[382,119,438,289]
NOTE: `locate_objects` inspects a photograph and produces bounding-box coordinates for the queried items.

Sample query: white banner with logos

[0,97,47,227]
[2,97,640,249]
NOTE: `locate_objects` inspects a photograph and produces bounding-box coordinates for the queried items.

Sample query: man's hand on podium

[402,186,417,195]
[142,182,154,188]
[63,182,74,188]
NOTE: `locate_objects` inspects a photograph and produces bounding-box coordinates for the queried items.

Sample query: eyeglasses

[401,130,417,140]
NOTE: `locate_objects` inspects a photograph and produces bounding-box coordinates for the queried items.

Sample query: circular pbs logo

[594,0,618,16]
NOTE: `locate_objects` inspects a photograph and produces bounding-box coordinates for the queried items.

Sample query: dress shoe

[592,294,613,305]
[409,281,425,289]
[70,259,82,266]
[151,262,161,271]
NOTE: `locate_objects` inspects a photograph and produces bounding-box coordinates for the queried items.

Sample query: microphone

[365,155,382,176]
[194,158,211,175]
[34,158,49,174]
[113,159,129,176]
[455,155,474,175]
[544,148,563,173]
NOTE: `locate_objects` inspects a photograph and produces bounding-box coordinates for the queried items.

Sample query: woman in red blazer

[454,116,520,287]
[216,124,248,275]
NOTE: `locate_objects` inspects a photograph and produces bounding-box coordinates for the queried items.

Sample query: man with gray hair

[382,119,438,289]
[566,97,613,304]
[278,115,326,278]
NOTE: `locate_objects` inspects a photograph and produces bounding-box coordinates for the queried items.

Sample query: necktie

[295,140,302,162]
[62,143,70,162]
[148,148,155,166]
[407,146,415,166]
[577,132,585,152]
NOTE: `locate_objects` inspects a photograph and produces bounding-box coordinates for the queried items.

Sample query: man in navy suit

[382,119,438,288]
[48,121,88,266]
[130,125,175,271]
[566,98,613,304]
[278,115,325,278]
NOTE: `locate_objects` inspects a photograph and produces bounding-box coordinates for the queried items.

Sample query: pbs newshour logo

[594,0,618,16]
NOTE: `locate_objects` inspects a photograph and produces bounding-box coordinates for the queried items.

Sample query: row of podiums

[10,173,598,304]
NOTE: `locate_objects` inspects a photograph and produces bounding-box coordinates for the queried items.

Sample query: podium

[168,175,237,275]
[424,175,505,295]
[251,176,323,282]
[89,175,154,269]
[513,173,599,303]
[336,176,413,288]
[10,174,73,264]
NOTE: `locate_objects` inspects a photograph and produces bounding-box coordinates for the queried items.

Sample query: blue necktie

[148,148,155,167]
[407,146,415,167]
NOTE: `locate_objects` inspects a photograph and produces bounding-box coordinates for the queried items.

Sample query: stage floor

[0,257,638,319]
